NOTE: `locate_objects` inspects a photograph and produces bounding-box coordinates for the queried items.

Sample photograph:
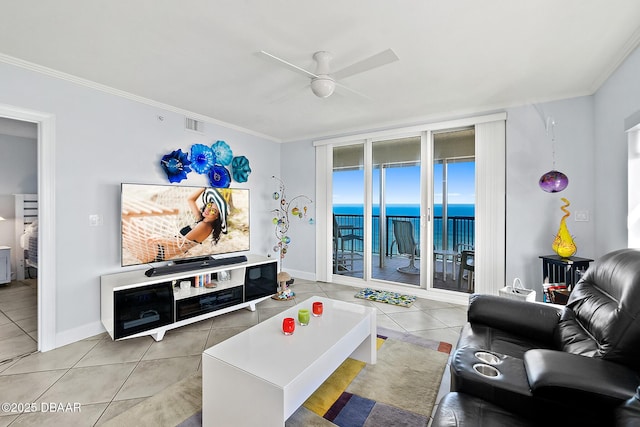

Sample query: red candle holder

[282,317,295,335]
[312,301,323,317]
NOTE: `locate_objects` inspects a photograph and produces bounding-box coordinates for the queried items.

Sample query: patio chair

[333,215,362,273]
[457,249,474,291]
[453,243,474,283]
[392,220,419,274]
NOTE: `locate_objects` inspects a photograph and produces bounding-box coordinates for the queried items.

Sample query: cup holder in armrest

[475,351,500,365]
[473,363,501,378]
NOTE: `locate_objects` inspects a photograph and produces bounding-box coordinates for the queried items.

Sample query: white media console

[100,254,278,341]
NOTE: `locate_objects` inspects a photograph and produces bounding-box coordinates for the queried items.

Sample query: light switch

[89,214,103,226]
[575,210,589,222]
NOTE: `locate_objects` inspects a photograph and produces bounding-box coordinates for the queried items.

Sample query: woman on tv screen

[121,184,249,266]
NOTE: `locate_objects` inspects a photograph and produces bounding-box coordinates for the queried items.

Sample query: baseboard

[282,268,316,282]
[55,320,105,350]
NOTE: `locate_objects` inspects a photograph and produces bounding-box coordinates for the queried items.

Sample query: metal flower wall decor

[160,140,251,187]
[160,149,192,183]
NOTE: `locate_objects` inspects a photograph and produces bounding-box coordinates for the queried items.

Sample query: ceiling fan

[258,49,399,99]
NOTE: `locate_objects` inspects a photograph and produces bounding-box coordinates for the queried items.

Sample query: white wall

[0,132,37,278]
[278,140,317,279]
[505,97,595,298]
[0,61,281,346]
[594,45,640,255]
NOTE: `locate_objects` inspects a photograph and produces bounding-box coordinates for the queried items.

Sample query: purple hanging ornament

[538,115,569,193]
[539,170,569,193]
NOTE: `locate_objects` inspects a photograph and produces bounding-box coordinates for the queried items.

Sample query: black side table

[539,255,594,292]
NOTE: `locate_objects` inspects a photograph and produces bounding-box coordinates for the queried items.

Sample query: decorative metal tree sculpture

[271,176,313,300]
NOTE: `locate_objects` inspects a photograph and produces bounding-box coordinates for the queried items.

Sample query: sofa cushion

[566,249,640,370]
[457,323,552,359]
[432,392,538,427]
[524,349,638,406]
[555,307,599,357]
[466,294,560,345]
[616,387,640,427]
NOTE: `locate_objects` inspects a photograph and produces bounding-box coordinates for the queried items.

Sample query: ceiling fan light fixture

[259,48,397,100]
[310,76,335,98]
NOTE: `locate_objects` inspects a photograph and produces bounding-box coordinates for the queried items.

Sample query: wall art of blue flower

[208,164,231,188]
[190,144,216,174]
[211,140,233,166]
[232,156,252,183]
[160,149,192,183]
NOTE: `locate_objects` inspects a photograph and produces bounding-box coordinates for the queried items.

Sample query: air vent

[185,117,204,133]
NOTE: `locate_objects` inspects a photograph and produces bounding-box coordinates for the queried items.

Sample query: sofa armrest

[524,349,639,406]
[467,294,561,344]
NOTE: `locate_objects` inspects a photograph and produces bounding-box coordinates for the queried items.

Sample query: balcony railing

[334,214,474,255]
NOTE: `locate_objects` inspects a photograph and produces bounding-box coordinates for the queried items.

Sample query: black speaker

[144,255,247,277]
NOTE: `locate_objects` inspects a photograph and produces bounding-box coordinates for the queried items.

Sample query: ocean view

[334,204,475,251]
[334,204,475,217]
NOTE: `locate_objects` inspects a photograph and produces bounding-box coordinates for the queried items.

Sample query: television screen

[121,183,250,267]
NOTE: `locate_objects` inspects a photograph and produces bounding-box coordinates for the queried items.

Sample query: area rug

[354,287,417,307]
[102,327,451,427]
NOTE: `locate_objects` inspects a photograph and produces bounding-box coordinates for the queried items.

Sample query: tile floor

[335,254,474,293]
[0,278,463,426]
[0,280,38,364]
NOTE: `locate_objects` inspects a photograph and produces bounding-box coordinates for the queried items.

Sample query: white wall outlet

[575,210,590,222]
[89,214,103,226]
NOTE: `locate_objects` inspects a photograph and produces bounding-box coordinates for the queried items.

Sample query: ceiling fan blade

[332,49,399,80]
[334,81,373,101]
[267,83,310,104]
[256,51,318,79]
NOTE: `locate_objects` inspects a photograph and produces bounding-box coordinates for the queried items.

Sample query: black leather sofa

[434,386,640,427]
[432,248,640,426]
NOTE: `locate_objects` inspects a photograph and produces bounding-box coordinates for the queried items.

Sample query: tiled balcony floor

[335,254,474,293]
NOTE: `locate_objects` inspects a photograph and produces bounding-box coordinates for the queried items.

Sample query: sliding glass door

[371,137,421,285]
[432,129,476,293]
[332,144,365,280]
[331,136,426,287]
[319,113,504,298]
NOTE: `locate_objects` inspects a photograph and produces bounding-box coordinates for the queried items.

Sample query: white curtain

[474,120,506,295]
[626,111,640,248]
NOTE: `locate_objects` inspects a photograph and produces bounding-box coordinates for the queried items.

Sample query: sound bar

[145,255,248,277]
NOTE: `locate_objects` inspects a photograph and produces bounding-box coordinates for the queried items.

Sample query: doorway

[370,137,422,285]
[0,104,56,352]
[432,129,475,293]
[330,131,475,293]
[0,118,38,360]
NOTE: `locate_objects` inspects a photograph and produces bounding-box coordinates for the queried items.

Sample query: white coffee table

[202,296,377,427]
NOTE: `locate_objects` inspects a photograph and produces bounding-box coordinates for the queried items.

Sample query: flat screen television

[121,183,250,267]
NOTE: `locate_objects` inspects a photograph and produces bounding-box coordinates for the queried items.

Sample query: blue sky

[333,162,475,205]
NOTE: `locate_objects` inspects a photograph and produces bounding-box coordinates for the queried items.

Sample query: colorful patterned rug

[288,327,452,427]
[103,328,451,427]
[354,287,417,307]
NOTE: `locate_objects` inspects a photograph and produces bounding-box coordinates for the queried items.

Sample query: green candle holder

[298,309,310,326]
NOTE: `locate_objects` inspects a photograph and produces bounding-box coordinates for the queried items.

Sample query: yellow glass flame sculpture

[552,197,577,258]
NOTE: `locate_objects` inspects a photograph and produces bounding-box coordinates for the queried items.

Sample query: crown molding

[589,26,640,93]
[0,53,282,143]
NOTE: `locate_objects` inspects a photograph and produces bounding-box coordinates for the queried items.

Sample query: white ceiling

[1,1,640,142]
